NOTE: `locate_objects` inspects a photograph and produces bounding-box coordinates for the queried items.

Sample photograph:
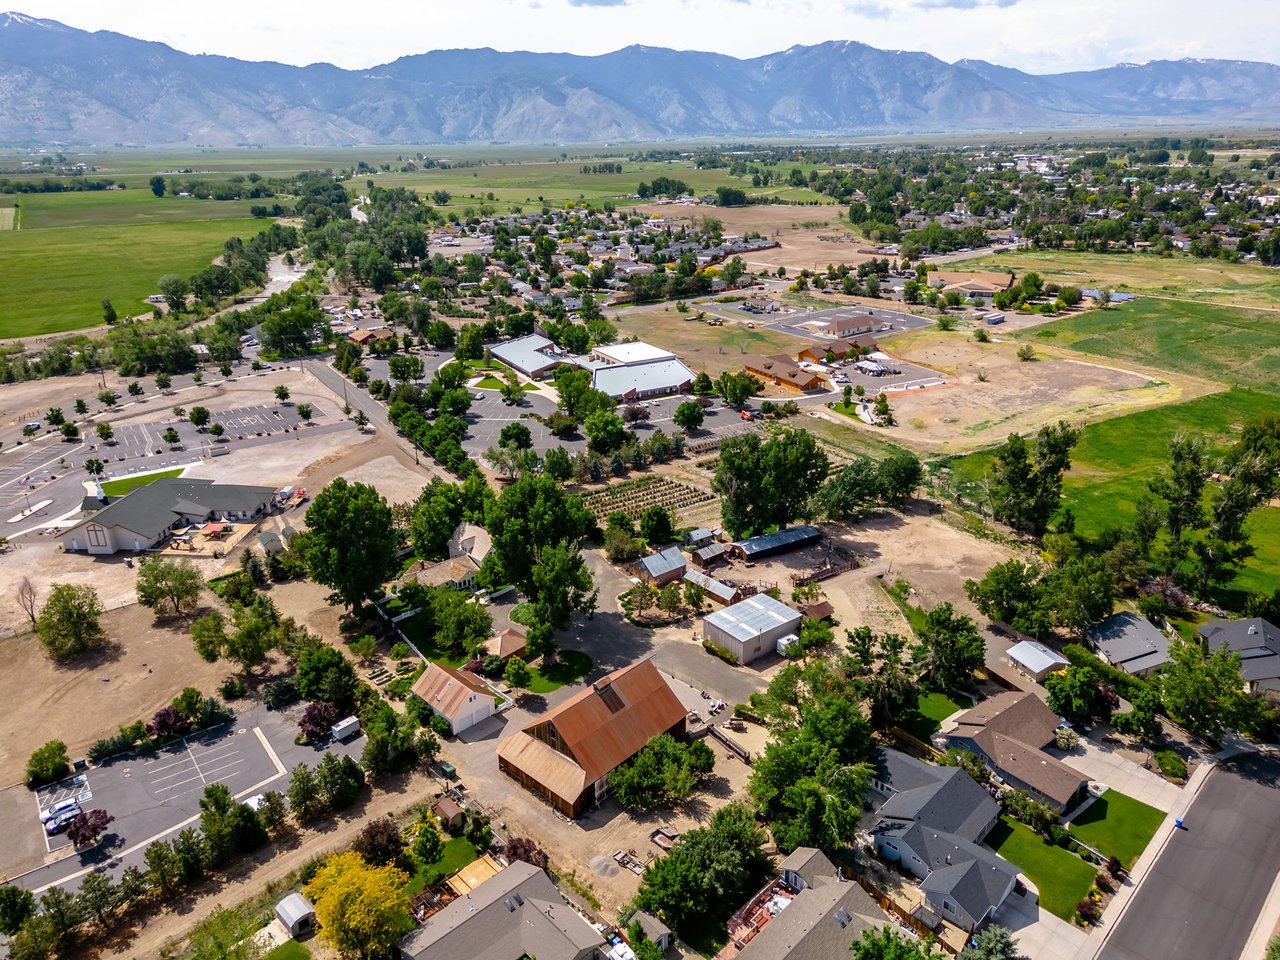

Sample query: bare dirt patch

[631,202,878,274]
[0,602,249,787]
[613,307,811,376]
[871,329,1216,453]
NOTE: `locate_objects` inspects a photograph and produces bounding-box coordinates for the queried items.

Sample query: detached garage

[703,594,802,666]
[1007,640,1070,683]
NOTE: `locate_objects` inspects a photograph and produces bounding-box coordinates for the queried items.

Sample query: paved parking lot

[7,705,365,895]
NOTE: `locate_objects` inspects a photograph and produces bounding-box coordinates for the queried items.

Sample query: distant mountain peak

[0,16,1276,146]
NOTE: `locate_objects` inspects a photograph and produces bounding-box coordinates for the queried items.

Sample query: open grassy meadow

[941,388,1280,595]
[1024,298,1280,395]
[12,190,266,229]
[0,217,271,339]
[613,307,811,376]
[345,159,834,208]
[973,249,1280,312]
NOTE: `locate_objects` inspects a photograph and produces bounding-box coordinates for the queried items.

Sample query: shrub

[87,732,135,762]
[1047,823,1070,846]
[1076,898,1101,923]
[1155,750,1188,780]
[1054,727,1080,751]
[149,705,192,741]
[429,714,453,738]
[1107,855,1125,878]
[299,702,340,743]
[702,638,739,665]
[220,678,248,700]
[26,740,70,787]
[390,641,412,660]
[1095,872,1114,893]
[1061,643,1149,702]
[264,676,300,710]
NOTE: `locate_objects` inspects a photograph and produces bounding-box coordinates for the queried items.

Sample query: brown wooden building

[497,659,687,817]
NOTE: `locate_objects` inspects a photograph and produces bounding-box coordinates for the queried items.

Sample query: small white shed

[275,893,315,938]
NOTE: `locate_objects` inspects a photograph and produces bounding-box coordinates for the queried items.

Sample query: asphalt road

[1098,753,1280,960]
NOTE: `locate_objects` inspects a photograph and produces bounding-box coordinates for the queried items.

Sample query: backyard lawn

[986,816,1097,921]
[264,942,311,960]
[100,467,185,496]
[1068,790,1165,869]
[899,687,969,739]
[527,650,593,693]
[405,837,479,896]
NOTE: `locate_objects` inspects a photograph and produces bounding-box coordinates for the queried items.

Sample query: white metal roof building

[1007,640,1070,683]
[488,334,575,379]
[591,358,696,400]
[591,342,675,365]
[703,593,802,666]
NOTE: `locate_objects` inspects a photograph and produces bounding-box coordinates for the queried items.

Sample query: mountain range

[2,11,1279,146]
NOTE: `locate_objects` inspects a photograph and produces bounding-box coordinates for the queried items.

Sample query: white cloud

[12,0,1274,73]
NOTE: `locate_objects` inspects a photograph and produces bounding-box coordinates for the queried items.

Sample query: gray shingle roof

[1088,612,1171,674]
[67,478,275,541]
[1199,617,1280,682]
[736,876,884,960]
[399,861,604,960]
[877,823,1018,924]
[875,766,998,843]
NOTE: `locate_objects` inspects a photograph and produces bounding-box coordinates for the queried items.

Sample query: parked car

[39,798,80,825]
[45,809,80,835]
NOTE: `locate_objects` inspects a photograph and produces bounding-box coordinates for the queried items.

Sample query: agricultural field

[1021,297,1280,395]
[940,389,1280,596]
[580,474,715,520]
[0,196,15,230]
[972,249,1280,312]
[11,189,266,229]
[344,159,834,208]
[0,216,271,338]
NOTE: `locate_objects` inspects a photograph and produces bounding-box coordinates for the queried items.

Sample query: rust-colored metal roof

[497,730,588,801]
[533,659,686,784]
[411,662,490,721]
[484,628,527,659]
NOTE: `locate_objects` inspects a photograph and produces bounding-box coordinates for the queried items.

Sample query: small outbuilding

[634,545,687,586]
[631,910,673,952]
[703,593,803,666]
[728,525,821,562]
[434,796,465,831]
[1007,640,1070,683]
[275,893,315,938]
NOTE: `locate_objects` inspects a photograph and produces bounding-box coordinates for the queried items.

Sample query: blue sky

[9,0,1273,73]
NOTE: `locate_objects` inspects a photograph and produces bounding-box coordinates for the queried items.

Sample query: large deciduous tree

[987,421,1079,536]
[135,557,203,618]
[37,583,106,661]
[304,851,414,959]
[303,478,398,613]
[713,429,829,538]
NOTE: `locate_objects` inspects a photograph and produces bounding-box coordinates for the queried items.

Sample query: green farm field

[344,159,834,208]
[0,217,271,338]
[12,190,267,229]
[943,388,1280,596]
[1023,298,1280,395]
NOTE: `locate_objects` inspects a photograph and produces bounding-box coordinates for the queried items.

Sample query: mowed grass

[1068,789,1165,869]
[986,816,1097,921]
[1025,298,1280,395]
[898,687,968,739]
[526,650,593,693]
[0,218,271,338]
[263,942,311,960]
[13,190,268,229]
[99,467,185,496]
[405,837,479,896]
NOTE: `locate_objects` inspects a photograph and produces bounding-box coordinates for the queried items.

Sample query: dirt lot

[631,203,877,274]
[612,307,812,377]
[0,602,261,787]
[874,328,1217,453]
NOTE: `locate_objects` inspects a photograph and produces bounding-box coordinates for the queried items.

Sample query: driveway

[1054,738,1183,814]
[1096,753,1280,960]
[991,886,1088,960]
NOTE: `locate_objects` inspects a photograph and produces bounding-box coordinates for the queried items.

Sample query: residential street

[1096,753,1280,960]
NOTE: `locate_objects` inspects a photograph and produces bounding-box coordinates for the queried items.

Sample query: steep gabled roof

[736,875,883,960]
[950,690,1059,750]
[875,766,998,843]
[411,663,491,723]
[1199,618,1280,682]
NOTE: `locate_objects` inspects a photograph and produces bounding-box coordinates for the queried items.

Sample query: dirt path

[95,770,437,960]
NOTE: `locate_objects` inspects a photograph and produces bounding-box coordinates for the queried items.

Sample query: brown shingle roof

[975,730,1086,808]
[950,691,1058,749]
[484,628,527,659]
[411,663,490,722]
[744,355,823,391]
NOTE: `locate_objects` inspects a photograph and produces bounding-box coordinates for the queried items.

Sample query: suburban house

[729,525,822,561]
[448,522,492,566]
[628,912,672,954]
[398,861,605,960]
[401,555,482,591]
[1198,617,1280,693]
[946,691,1089,812]
[744,355,825,392]
[633,545,687,586]
[580,341,695,400]
[62,478,277,555]
[497,659,686,817]
[1006,640,1070,683]
[484,628,528,662]
[681,569,742,607]
[489,334,576,379]
[869,748,1021,933]
[740,296,778,314]
[727,847,887,959]
[702,593,803,665]
[930,271,1015,298]
[1088,612,1172,677]
[410,662,496,736]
